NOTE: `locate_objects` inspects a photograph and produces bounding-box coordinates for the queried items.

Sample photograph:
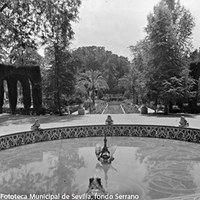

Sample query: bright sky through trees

[70,0,200,60]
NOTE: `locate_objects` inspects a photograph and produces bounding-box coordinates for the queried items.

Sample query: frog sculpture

[179,116,189,128]
[85,176,107,199]
[31,118,41,131]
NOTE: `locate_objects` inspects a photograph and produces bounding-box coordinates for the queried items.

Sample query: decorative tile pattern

[1,125,200,151]
[1,125,200,200]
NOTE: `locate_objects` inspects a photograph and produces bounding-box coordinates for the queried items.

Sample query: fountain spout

[95,116,115,164]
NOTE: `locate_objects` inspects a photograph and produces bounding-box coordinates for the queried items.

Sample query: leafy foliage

[73,46,130,94]
[0,0,81,50]
[129,0,195,114]
[9,46,43,66]
[129,39,151,104]
[77,70,108,105]
[0,0,38,49]
[118,68,139,104]
[42,45,77,113]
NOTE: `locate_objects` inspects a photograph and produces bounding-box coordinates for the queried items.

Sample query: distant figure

[31,119,41,131]
[179,116,189,128]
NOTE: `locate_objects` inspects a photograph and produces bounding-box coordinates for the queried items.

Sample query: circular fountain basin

[0,137,200,199]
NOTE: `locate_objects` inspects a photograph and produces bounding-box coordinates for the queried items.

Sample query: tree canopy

[73,46,130,94]
[77,70,108,105]
[0,0,81,115]
[130,0,195,113]
[0,0,81,50]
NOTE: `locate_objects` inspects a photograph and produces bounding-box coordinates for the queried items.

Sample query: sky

[70,0,200,60]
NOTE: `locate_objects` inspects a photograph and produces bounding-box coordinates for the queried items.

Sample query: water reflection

[95,162,117,187]
[0,137,200,199]
[0,140,85,195]
[135,139,200,199]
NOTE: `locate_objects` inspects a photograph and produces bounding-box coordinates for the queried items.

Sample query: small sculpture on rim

[31,118,41,131]
[179,116,189,128]
[105,115,113,125]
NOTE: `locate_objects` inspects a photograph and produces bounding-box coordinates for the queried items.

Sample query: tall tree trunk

[164,102,169,115]
[92,85,95,106]
[132,86,135,105]
[169,101,173,113]
[54,43,62,116]
[57,90,61,115]
[154,96,158,113]
[0,80,4,113]
[135,94,138,105]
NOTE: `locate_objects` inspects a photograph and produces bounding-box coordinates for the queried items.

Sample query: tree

[118,68,138,104]
[1,0,81,115]
[0,0,81,50]
[145,0,195,114]
[77,70,108,105]
[73,46,130,94]
[72,46,108,72]
[130,39,150,104]
[190,48,200,63]
[9,46,43,66]
[39,0,81,115]
[103,61,119,93]
[0,0,38,51]
[43,46,77,114]
[103,54,130,93]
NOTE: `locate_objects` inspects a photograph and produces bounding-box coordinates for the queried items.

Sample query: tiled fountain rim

[1,124,200,152]
[1,124,200,200]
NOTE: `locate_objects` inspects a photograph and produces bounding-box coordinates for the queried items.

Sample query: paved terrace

[1,111,200,136]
